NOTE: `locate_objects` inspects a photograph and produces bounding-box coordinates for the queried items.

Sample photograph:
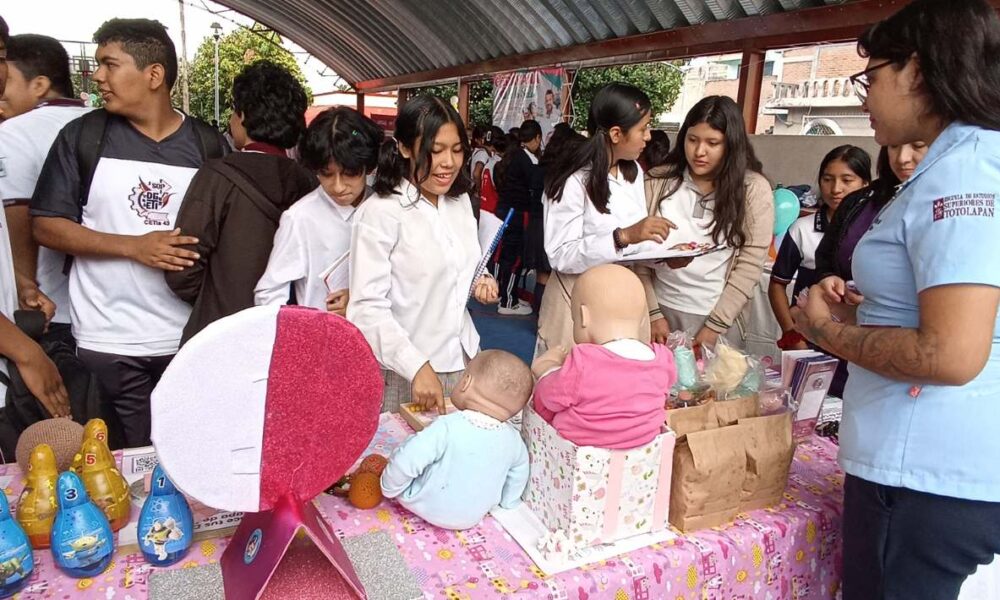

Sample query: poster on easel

[492,68,567,147]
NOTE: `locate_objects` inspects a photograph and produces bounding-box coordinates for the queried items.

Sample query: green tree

[570,63,683,129]
[409,80,493,129]
[184,24,312,126]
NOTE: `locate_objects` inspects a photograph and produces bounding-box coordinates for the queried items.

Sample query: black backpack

[0,312,102,460]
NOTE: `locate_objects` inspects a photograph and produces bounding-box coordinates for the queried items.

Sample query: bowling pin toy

[70,419,108,474]
[0,490,34,598]
[51,472,112,578]
[77,438,130,531]
[15,444,58,548]
[138,465,193,566]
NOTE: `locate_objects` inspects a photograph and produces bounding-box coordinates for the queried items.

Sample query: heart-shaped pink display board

[150,305,383,512]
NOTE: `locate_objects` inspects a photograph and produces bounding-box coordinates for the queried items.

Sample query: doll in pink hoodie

[532,264,677,449]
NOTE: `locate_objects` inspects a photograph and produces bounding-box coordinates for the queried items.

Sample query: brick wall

[815,44,867,79]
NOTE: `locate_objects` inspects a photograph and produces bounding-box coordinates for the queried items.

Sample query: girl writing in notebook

[254,107,382,314]
[348,95,499,413]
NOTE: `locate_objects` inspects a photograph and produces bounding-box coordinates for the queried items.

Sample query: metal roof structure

[214,0,916,91]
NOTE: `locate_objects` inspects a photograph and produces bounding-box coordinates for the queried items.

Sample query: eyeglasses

[849,61,895,103]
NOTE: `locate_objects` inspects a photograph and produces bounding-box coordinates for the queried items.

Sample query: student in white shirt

[0,34,91,344]
[639,96,774,351]
[537,83,673,355]
[255,107,382,313]
[348,95,499,414]
[0,17,70,446]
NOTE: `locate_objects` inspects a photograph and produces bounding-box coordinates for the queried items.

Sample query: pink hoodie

[533,342,677,449]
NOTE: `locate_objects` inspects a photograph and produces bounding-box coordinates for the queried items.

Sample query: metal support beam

[562,70,575,126]
[457,79,471,126]
[737,49,765,134]
[356,92,365,115]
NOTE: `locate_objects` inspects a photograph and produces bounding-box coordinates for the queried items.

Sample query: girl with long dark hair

[348,95,499,413]
[536,83,673,354]
[792,0,1000,596]
[770,144,871,353]
[638,96,773,348]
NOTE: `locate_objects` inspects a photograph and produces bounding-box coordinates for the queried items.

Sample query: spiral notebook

[468,208,515,299]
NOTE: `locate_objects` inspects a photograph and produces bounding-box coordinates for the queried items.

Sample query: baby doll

[532,264,677,449]
[381,350,533,530]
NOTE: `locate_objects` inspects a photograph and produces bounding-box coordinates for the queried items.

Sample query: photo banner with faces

[493,68,568,147]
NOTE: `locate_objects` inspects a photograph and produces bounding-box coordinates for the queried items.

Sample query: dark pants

[496,213,525,309]
[77,349,173,448]
[842,474,1000,600]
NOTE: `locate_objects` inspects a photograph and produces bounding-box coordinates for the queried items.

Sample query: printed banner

[493,68,567,146]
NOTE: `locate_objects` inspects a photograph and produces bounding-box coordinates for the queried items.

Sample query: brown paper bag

[714,396,759,427]
[666,402,718,437]
[669,424,748,532]
[738,412,795,512]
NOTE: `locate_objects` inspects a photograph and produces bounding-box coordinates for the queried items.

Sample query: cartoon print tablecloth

[3,414,844,599]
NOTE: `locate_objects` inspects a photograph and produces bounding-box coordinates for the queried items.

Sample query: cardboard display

[151,305,383,599]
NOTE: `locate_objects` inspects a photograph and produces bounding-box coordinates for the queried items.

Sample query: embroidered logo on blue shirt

[932,193,996,221]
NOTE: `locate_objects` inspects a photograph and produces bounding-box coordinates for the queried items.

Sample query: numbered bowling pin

[78,438,130,531]
[70,419,108,474]
[15,444,58,548]
[50,472,113,578]
[138,465,193,566]
[0,491,34,598]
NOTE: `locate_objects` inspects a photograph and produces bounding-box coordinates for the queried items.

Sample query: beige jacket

[636,167,774,334]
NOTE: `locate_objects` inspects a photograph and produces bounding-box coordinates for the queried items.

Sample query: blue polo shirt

[843,122,1000,501]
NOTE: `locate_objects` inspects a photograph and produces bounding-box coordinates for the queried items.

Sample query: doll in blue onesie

[380,350,533,530]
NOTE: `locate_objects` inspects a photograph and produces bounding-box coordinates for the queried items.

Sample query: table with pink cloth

[2,413,844,599]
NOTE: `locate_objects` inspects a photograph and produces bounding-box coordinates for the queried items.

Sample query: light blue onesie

[381,410,529,530]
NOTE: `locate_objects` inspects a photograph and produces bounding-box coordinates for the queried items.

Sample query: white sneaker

[498,302,533,316]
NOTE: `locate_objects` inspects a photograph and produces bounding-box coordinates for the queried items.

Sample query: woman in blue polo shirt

[793,0,1000,598]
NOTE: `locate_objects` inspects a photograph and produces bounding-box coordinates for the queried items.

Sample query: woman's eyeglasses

[849,61,896,103]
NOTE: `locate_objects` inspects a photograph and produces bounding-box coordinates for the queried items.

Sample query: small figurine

[50,472,113,578]
[70,419,109,474]
[15,444,59,548]
[138,465,193,566]
[532,264,677,449]
[381,350,533,530]
[0,488,34,598]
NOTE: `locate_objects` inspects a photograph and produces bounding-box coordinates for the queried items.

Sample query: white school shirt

[543,165,651,275]
[653,171,736,316]
[254,186,359,310]
[0,208,16,404]
[0,101,91,324]
[348,179,482,381]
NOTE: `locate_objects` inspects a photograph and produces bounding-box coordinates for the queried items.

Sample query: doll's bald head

[451,350,533,421]
[572,264,648,345]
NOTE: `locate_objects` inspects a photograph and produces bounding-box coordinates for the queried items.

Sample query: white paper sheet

[618,242,726,264]
[477,211,504,263]
[319,252,350,293]
[491,503,676,575]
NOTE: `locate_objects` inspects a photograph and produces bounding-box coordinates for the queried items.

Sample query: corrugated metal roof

[215,0,833,86]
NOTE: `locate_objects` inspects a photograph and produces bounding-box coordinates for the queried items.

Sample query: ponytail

[373,139,407,196]
[543,83,649,214]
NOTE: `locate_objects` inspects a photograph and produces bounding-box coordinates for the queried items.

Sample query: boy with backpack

[30,18,227,448]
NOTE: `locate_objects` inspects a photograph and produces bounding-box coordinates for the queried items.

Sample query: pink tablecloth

[4,414,844,599]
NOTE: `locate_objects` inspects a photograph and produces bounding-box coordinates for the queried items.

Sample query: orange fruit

[348,472,382,509]
[356,454,389,477]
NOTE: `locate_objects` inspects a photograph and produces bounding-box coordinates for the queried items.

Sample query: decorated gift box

[520,405,675,550]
